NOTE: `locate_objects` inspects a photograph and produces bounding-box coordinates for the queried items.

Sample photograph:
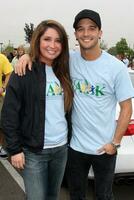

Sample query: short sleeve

[1,54,13,75]
[115,67,134,102]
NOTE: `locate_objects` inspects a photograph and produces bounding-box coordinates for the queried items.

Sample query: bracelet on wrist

[111,142,121,149]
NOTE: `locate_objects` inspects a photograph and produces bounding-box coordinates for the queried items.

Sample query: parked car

[88,69,134,184]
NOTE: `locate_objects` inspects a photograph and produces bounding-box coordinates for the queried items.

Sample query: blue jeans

[22,144,67,200]
[66,147,116,200]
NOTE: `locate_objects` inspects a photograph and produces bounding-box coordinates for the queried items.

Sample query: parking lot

[0,158,134,200]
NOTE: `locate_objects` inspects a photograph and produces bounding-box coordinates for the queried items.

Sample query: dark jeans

[22,144,67,200]
[66,147,116,200]
[0,97,4,145]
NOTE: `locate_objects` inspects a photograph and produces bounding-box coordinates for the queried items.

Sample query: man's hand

[97,143,117,155]
[11,152,25,169]
[14,54,32,76]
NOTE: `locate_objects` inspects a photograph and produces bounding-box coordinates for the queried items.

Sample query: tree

[107,38,134,61]
[107,46,117,56]
[3,44,14,53]
[126,47,134,62]
[116,38,129,55]
[2,41,14,55]
[24,23,34,43]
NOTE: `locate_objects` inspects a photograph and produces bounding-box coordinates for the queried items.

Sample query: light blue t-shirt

[43,65,67,148]
[69,50,134,155]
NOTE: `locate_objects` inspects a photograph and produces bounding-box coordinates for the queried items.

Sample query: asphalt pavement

[0,158,134,200]
[0,161,25,200]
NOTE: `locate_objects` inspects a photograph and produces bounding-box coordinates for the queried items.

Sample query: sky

[0,0,134,50]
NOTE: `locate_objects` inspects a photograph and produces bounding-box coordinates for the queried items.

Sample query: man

[12,48,18,58]
[123,55,129,67]
[14,10,134,200]
[67,9,134,200]
[0,53,13,158]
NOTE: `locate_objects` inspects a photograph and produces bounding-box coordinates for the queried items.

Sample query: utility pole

[0,42,3,53]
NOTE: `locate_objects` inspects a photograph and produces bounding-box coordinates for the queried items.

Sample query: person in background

[14,9,134,200]
[11,45,25,69]
[116,54,123,61]
[1,20,73,200]
[12,48,18,58]
[116,54,129,67]
[0,53,13,158]
[7,52,14,63]
[123,55,129,67]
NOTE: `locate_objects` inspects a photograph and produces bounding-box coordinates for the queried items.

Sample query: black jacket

[2,62,72,156]
[1,62,47,155]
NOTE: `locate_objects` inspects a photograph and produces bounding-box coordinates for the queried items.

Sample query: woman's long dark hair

[30,20,73,112]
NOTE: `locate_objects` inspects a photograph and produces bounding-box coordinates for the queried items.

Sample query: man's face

[74,18,102,51]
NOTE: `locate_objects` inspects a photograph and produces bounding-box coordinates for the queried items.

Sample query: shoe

[0,146,8,159]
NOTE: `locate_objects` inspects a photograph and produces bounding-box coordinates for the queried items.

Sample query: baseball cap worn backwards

[73,9,101,30]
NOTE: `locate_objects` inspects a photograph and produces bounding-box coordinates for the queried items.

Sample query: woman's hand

[14,54,32,76]
[11,152,25,169]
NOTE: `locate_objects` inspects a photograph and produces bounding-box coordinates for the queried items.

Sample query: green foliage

[107,46,117,56]
[126,47,134,60]
[107,38,134,59]
[116,38,129,55]
[24,23,34,43]
[3,44,14,54]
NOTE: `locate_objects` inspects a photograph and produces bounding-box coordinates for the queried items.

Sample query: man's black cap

[73,9,101,29]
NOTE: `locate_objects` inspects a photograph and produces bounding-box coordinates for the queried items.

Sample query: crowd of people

[0,45,25,158]
[116,53,134,69]
[3,45,25,66]
[0,53,12,158]
[0,9,134,200]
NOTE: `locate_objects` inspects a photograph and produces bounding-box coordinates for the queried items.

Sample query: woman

[1,20,73,200]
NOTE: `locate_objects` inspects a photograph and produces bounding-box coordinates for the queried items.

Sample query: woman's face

[39,27,62,66]
[18,48,25,57]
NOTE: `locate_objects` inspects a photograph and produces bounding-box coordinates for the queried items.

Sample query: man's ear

[99,30,103,39]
